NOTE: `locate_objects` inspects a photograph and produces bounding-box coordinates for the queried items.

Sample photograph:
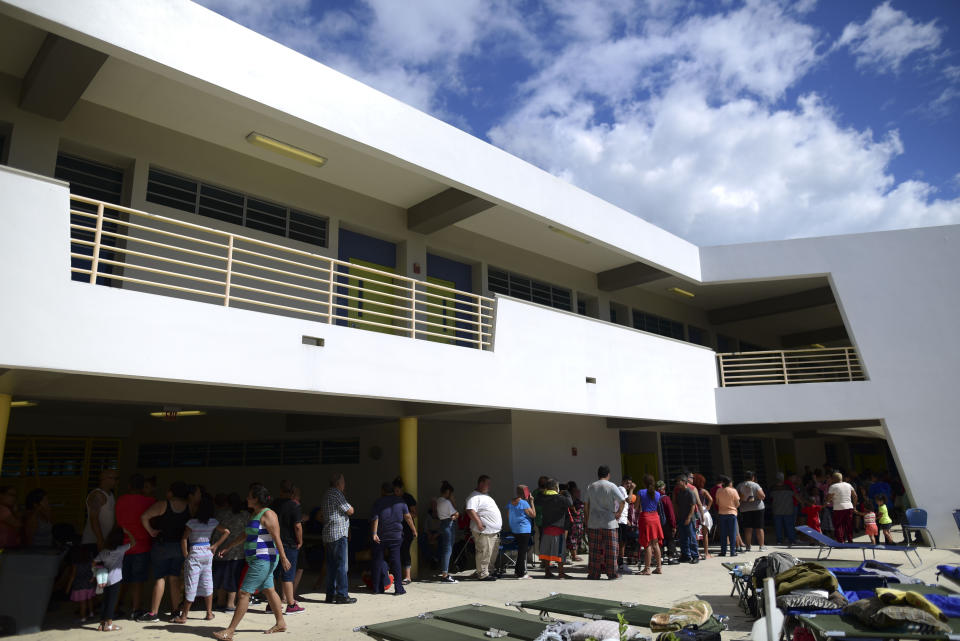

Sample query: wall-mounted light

[667,286,695,298]
[548,225,591,244]
[246,132,327,167]
[810,343,826,349]
[10,400,37,408]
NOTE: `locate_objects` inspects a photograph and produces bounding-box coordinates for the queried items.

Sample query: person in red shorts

[115,473,156,619]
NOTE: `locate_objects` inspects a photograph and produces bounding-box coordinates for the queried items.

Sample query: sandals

[640,567,652,576]
[98,624,121,632]
[264,624,287,634]
[213,631,234,641]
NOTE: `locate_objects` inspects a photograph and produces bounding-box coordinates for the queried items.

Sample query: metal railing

[69,195,494,349]
[717,347,864,386]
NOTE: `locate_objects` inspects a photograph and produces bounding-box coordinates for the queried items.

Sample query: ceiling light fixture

[246,132,327,167]
[10,401,37,408]
[149,410,206,418]
[667,286,695,298]
[548,225,590,244]
[810,343,826,349]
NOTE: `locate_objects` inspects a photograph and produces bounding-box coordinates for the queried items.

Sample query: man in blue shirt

[868,473,893,509]
[371,482,417,595]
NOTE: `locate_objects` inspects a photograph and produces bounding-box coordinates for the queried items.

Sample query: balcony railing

[68,195,494,349]
[717,347,865,387]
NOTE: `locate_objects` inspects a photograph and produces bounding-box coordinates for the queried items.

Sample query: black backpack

[657,625,722,641]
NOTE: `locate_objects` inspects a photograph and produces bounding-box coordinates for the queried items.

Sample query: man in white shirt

[465,475,502,581]
[584,465,624,580]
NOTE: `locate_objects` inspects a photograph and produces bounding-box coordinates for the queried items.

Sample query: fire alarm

[413,262,421,274]
[571,447,578,456]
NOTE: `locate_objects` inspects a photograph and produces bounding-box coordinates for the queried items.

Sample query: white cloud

[489,1,960,244]
[837,2,943,73]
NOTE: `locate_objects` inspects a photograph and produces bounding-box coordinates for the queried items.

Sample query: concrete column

[7,119,60,177]
[0,395,10,476]
[399,416,418,579]
[718,435,733,478]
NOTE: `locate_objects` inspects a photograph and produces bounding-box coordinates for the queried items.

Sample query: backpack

[750,551,798,584]
[657,625,722,641]
[657,497,667,527]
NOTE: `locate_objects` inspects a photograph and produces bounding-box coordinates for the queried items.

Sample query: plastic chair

[901,508,937,549]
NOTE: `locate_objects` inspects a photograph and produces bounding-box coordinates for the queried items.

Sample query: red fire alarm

[413,262,421,274]
[571,447,578,456]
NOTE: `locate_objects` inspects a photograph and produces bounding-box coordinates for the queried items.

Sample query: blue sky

[197,0,960,245]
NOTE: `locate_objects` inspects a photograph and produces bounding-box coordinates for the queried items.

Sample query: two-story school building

[0,0,956,545]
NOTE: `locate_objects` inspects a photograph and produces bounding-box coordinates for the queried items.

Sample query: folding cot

[355,604,553,641]
[939,566,960,593]
[791,612,960,641]
[796,525,922,567]
[508,593,669,627]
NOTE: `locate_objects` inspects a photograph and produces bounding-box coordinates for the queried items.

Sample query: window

[137,439,354,467]
[577,300,586,315]
[632,310,684,340]
[717,335,738,352]
[322,440,360,465]
[661,434,713,482]
[146,168,328,248]
[0,125,9,165]
[739,341,765,352]
[55,153,125,285]
[729,438,766,485]
[687,326,709,346]
[488,267,571,311]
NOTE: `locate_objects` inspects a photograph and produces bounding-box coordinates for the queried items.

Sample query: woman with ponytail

[636,474,664,575]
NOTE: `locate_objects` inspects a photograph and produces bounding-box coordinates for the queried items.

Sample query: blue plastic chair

[901,508,937,549]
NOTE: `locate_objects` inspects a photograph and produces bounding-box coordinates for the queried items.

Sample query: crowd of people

[0,460,907,637]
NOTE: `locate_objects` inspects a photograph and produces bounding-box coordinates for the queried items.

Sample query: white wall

[0,167,719,424]
[509,411,622,493]
[704,225,960,546]
[0,0,702,281]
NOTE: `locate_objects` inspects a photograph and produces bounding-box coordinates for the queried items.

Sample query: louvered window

[1,437,121,529]
[322,440,360,465]
[632,310,684,340]
[145,167,328,247]
[137,439,352,468]
[729,438,766,485]
[687,326,709,346]
[661,434,714,482]
[487,267,572,311]
[56,153,125,285]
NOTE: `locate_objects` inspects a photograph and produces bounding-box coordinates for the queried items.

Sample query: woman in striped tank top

[214,484,291,640]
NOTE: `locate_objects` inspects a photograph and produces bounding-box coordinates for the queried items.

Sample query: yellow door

[621,452,658,481]
[424,275,458,344]
[346,258,402,336]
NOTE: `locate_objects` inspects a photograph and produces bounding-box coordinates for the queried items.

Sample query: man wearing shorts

[737,471,766,551]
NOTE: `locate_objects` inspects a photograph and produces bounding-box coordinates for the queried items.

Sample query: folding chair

[901,508,937,549]
[493,534,518,577]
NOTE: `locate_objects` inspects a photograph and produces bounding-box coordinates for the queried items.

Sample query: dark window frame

[146,167,328,249]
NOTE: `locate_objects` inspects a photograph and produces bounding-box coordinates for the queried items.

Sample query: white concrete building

[0,0,956,545]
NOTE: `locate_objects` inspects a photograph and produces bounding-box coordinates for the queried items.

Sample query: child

[875,494,894,544]
[175,493,230,623]
[93,525,133,631]
[66,545,96,623]
[860,505,878,544]
[801,494,823,532]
